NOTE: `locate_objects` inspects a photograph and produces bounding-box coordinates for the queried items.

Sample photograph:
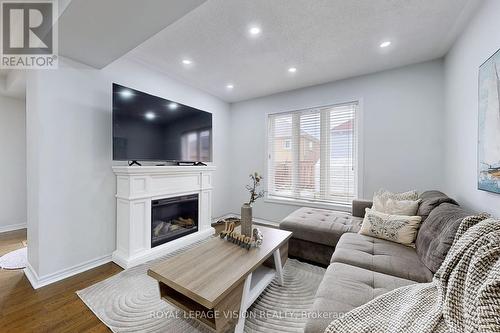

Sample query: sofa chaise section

[305,263,416,333]
[279,205,364,265]
[330,233,433,283]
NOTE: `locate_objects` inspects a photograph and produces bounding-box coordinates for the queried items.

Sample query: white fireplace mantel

[111,165,216,269]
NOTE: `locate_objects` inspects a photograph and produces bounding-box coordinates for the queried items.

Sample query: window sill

[264,196,351,213]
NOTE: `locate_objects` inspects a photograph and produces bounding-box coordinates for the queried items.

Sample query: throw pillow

[360,208,422,246]
[383,198,420,215]
[372,189,419,214]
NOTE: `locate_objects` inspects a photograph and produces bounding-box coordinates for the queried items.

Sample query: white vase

[241,203,253,237]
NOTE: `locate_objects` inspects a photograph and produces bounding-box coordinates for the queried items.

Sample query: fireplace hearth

[151,194,199,248]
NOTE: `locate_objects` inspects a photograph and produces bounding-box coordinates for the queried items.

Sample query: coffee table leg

[235,272,252,333]
[273,248,284,286]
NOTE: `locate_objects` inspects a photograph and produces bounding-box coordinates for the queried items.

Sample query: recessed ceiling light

[119,89,134,99]
[182,59,192,65]
[145,111,156,120]
[226,84,234,90]
[288,67,297,73]
[249,26,261,36]
[168,102,178,110]
[379,41,392,48]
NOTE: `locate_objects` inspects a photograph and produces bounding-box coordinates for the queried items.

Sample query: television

[112,84,213,162]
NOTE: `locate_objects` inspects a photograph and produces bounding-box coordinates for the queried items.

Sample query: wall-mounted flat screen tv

[112,84,212,162]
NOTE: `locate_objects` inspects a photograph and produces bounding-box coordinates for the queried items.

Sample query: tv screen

[112,84,213,162]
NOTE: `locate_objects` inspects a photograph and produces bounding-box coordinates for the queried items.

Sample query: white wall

[26,56,231,279]
[444,0,500,218]
[0,95,26,231]
[229,60,445,222]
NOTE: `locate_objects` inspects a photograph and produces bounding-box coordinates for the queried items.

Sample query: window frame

[264,100,364,212]
[180,127,212,162]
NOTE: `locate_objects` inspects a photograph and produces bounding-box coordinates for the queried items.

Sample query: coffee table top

[147,225,292,308]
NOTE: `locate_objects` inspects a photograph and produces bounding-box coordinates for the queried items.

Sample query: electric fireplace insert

[151,194,199,248]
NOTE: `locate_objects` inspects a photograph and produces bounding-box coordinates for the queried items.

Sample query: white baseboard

[112,227,215,269]
[23,262,40,288]
[25,227,215,289]
[24,254,112,289]
[0,222,27,233]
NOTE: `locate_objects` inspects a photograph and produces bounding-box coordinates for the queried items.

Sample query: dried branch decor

[246,172,265,205]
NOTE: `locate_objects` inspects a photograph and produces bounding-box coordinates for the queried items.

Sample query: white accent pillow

[382,198,420,215]
[360,208,422,246]
[373,189,419,214]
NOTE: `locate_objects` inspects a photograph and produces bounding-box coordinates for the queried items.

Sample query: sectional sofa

[279,191,469,333]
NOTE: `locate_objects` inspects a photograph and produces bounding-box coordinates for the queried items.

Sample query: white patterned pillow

[360,208,422,246]
[382,198,420,215]
[373,189,419,214]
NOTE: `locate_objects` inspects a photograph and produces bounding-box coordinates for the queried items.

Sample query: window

[267,102,358,207]
[181,128,212,161]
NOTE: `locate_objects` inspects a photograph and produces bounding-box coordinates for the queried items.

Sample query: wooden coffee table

[147,225,292,332]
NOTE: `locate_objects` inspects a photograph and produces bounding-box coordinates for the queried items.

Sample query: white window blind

[267,102,358,206]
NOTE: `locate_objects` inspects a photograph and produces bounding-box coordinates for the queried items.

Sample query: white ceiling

[58,0,207,68]
[129,0,481,103]
[0,0,207,98]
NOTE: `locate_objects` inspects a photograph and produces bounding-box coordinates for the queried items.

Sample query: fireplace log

[172,217,195,227]
[153,221,166,237]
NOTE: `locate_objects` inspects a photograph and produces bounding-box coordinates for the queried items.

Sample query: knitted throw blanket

[325,215,500,333]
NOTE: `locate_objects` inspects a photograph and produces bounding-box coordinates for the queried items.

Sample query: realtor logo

[1,0,58,68]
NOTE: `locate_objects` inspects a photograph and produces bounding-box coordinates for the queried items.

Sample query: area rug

[77,239,325,332]
[0,247,27,269]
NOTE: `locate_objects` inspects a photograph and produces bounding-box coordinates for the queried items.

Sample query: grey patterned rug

[77,239,325,333]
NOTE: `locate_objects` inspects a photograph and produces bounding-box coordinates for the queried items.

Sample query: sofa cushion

[304,263,416,333]
[417,190,458,222]
[415,203,471,273]
[280,207,362,247]
[330,233,433,282]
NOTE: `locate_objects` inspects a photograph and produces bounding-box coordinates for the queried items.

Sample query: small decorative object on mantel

[241,172,266,237]
[219,222,263,250]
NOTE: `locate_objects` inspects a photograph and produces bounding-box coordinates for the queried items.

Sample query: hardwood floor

[0,229,122,332]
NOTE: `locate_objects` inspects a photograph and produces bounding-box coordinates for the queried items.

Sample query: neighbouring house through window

[267,101,359,208]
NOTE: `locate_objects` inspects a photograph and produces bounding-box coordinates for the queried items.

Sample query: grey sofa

[279,191,468,333]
